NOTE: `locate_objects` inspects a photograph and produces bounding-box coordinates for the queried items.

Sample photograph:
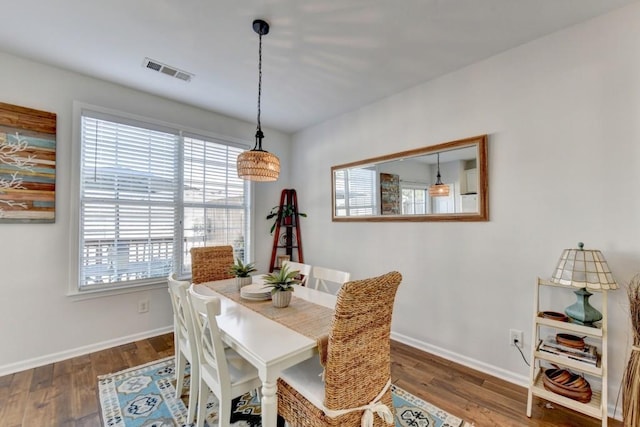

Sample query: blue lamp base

[565,287,602,326]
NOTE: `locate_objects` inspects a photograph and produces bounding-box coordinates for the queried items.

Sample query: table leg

[260,375,278,427]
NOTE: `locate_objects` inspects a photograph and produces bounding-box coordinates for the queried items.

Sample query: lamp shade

[550,243,618,290]
[237,150,280,182]
[428,184,450,197]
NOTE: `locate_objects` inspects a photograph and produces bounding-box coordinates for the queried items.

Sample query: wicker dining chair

[190,245,235,284]
[277,271,403,427]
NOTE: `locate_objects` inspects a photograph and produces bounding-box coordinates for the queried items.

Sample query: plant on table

[262,265,301,307]
[229,258,257,277]
[262,265,301,293]
[230,258,256,290]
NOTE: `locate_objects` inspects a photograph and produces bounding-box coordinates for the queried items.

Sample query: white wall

[0,52,289,374]
[291,3,640,415]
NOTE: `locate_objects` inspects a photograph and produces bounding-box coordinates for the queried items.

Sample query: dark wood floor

[391,340,621,427]
[0,333,622,426]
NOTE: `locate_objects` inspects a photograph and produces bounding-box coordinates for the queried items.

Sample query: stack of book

[539,336,598,366]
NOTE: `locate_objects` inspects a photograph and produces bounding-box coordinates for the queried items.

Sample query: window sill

[66,280,171,301]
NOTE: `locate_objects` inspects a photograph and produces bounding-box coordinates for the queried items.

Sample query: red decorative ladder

[269,189,304,272]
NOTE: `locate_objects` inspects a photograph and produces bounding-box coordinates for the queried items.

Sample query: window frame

[68,102,253,296]
[401,182,429,215]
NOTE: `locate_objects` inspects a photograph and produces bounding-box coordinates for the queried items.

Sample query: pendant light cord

[255,29,264,150]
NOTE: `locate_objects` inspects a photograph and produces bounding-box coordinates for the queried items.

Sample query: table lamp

[550,242,618,326]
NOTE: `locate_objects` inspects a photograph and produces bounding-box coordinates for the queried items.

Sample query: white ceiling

[0,0,634,133]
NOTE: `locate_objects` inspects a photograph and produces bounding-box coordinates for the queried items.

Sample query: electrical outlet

[138,299,149,313]
[510,329,523,348]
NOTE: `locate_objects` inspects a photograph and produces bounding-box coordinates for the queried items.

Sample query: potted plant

[266,205,307,235]
[229,258,257,290]
[261,265,301,307]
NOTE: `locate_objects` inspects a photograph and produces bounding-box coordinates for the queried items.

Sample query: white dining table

[192,277,337,427]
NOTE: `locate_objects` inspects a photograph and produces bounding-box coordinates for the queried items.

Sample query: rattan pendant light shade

[237,149,280,181]
[237,19,280,182]
[428,183,450,197]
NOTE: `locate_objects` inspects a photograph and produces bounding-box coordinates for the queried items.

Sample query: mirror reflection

[331,135,488,222]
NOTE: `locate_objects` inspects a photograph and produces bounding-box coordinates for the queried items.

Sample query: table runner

[205,279,333,359]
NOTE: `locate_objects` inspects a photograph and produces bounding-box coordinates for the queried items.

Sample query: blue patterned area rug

[98,356,469,427]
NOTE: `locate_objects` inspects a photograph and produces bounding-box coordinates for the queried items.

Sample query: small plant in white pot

[262,265,301,308]
[229,258,257,290]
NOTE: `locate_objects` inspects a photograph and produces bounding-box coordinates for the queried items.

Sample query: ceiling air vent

[143,57,194,82]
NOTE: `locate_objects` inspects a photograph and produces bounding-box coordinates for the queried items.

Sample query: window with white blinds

[78,109,250,290]
[334,167,377,216]
[181,135,247,277]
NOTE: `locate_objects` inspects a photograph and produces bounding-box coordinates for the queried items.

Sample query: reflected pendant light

[237,19,280,181]
[428,153,450,197]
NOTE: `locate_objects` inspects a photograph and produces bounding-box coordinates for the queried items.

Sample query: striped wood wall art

[0,102,56,223]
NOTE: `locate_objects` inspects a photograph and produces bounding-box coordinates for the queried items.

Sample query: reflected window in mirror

[331,135,488,222]
[334,167,377,216]
[401,185,427,215]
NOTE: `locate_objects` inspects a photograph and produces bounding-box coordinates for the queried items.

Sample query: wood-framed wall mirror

[331,135,488,222]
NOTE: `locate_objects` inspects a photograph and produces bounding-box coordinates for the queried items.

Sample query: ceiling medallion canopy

[237,19,280,182]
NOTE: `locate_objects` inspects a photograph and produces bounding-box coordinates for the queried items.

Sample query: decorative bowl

[541,311,569,322]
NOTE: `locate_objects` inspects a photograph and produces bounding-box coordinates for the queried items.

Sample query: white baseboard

[391,331,529,386]
[390,331,623,422]
[0,326,173,377]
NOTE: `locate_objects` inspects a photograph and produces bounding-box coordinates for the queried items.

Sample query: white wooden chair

[311,266,351,294]
[282,260,312,286]
[167,273,199,424]
[188,285,262,427]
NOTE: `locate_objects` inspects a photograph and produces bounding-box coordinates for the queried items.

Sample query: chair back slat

[282,260,312,286]
[311,266,350,293]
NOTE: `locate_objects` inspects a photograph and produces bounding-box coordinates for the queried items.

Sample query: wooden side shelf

[535,315,603,337]
[526,277,609,427]
[532,348,602,377]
